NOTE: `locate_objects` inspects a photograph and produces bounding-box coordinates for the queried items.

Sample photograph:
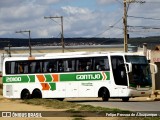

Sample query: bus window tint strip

[5,56,110,74]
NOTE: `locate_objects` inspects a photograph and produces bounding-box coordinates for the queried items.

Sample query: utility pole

[44,16,64,53]
[16,30,32,57]
[123,0,128,52]
[8,42,11,57]
[123,0,145,52]
[2,41,11,57]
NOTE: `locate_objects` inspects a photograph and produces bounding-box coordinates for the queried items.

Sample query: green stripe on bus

[2,75,35,83]
[29,75,35,82]
[60,73,75,81]
[49,83,56,90]
[3,72,110,83]
[105,72,110,80]
[45,74,53,82]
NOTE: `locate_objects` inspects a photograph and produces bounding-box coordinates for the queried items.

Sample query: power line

[128,25,160,29]
[44,16,64,53]
[91,18,123,38]
[64,17,123,39]
[144,1,160,4]
[15,30,32,57]
[128,15,160,20]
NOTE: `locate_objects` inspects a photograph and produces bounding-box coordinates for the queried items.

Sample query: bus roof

[3,51,144,61]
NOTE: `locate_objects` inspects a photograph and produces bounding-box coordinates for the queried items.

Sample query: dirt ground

[0,95,118,120]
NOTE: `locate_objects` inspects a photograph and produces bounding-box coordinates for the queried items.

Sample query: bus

[2,52,157,102]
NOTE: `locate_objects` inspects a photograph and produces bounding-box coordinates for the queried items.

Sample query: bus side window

[71,59,76,71]
[58,60,64,72]
[94,57,109,71]
[47,60,57,73]
[35,62,41,73]
[76,59,85,72]
[104,58,110,70]
[77,62,83,71]
[85,62,92,71]
[5,62,11,74]
[76,58,93,72]
[29,62,36,73]
[65,59,75,72]
[23,62,29,74]
[18,62,24,73]
[11,62,16,74]
[95,64,101,71]
[43,61,47,73]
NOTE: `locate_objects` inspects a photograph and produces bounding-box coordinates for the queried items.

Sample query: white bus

[2,52,157,101]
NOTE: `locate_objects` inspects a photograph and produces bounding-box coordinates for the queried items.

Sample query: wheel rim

[22,92,30,99]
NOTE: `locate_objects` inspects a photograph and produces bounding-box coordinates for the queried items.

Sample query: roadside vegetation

[22,98,159,120]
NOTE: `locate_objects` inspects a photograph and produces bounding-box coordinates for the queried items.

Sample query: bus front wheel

[21,89,30,99]
[101,88,110,101]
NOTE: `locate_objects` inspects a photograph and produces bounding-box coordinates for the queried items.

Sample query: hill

[0,36,159,49]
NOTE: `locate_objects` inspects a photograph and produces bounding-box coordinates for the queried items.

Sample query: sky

[0,0,160,38]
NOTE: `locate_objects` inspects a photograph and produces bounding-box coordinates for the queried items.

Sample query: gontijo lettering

[76,74,101,80]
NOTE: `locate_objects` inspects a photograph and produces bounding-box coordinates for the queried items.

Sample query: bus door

[111,56,128,97]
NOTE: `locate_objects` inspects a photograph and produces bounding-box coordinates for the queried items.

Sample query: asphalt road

[67,97,160,111]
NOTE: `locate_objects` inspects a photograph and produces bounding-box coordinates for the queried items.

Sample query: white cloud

[62,6,91,15]
[60,5,123,38]
[0,0,160,38]
[0,0,124,38]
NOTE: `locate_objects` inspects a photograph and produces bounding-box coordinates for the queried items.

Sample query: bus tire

[56,98,64,101]
[21,89,30,99]
[32,89,42,98]
[99,87,110,101]
[122,97,129,102]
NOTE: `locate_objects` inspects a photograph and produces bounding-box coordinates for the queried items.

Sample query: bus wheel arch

[98,87,110,101]
[21,89,31,99]
[31,88,42,98]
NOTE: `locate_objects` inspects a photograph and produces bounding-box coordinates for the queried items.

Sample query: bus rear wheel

[32,89,42,98]
[56,98,64,101]
[21,89,30,99]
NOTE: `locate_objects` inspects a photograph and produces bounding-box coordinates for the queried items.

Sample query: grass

[23,98,79,109]
[22,98,123,112]
[21,98,160,120]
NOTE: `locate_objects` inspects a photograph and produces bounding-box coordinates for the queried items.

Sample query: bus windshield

[125,56,151,87]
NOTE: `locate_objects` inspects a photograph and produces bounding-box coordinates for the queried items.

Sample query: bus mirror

[149,63,158,74]
[125,63,132,73]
